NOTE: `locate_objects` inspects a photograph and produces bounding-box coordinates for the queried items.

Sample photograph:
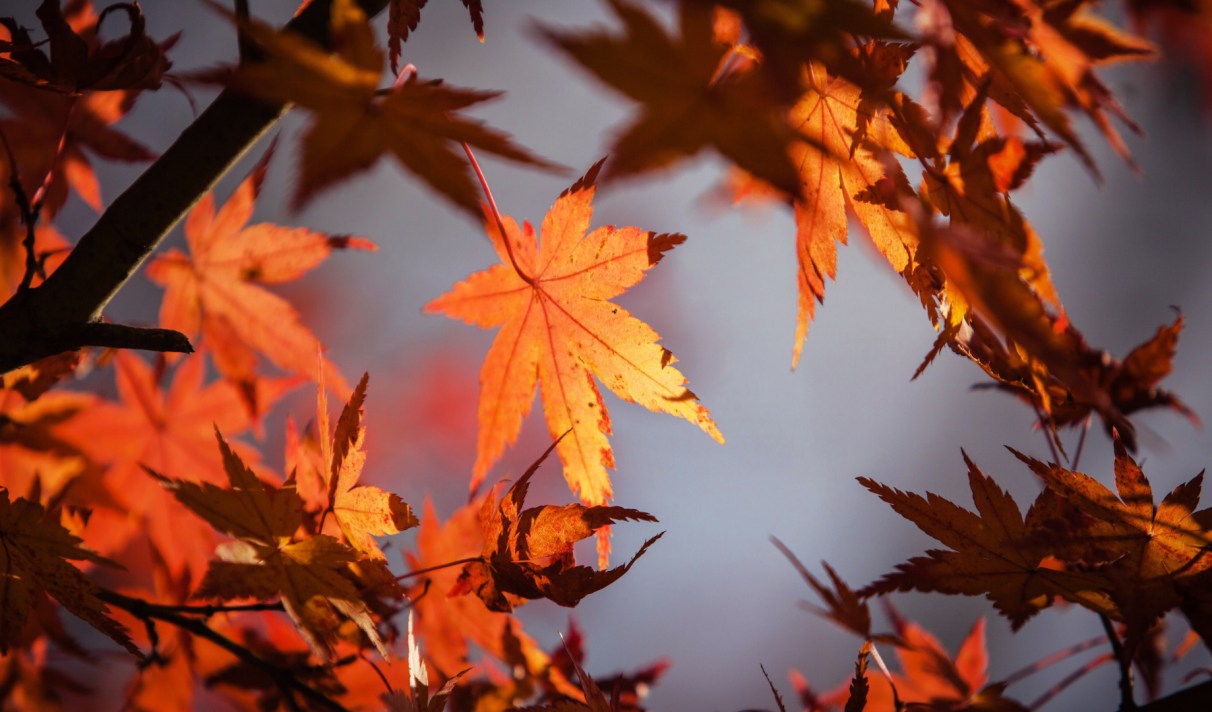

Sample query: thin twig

[1072,415,1092,471]
[1001,634,1109,688]
[1028,652,1115,711]
[1030,400,1063,466]
[462,142,533,285]
[144,600,285,617]
[1100,614,1136,711]
[360,652,396,696]
[395,556,482,582]
[98,589,350,712]
[234,0,254,62]
[0,124,41,293]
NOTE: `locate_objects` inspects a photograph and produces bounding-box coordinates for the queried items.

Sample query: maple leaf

[0,488,137,656]
[781,61,920,367]
[1014,437,1212,648]
[928,0,1155,172]
[318,373,418,559]
[154,429,388,659]
[425,160,723,520]
[213,0,552,213]
[924,206,1195,450]
[145,151,373,412]
[0,84,156,219]
[539,0,806,197]
[454,439,662,612]
[0,0,172,93]
[0,386,91,500]
[406,499,559,684]
[60,351,293,579]
[693,0,909,102]
[771,537,875,641]
[388,0,485,72]
[540,618,669,712]
[860,453,1114,629]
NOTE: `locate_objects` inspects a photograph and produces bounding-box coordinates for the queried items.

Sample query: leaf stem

[1100,614,1137,711]
[461,142,534,285]
[1071,415,1092,470]
[1000,634,1109,688]
[1028,651,1114,711]
[0,124,41,294]
[396,556,482,582]
[1030,399,1063,466]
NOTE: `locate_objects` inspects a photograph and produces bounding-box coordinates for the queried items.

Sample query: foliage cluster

[0,0,1211,710]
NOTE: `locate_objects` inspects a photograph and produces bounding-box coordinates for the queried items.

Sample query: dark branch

[98,589,349,712]
[0,0,390,374]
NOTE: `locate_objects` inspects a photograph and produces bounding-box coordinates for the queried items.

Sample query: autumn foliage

[1,0,1211,710]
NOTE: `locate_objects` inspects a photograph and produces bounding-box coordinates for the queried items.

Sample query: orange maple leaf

[928,0,1154,173]
[425,160,723,519]
[317,373,418,559]
[782,61,919,367]
[0,386,90,500]
[815,617,1027,712]
[146,153,373,412]
[61,351,293,579]
[213,0,552,213]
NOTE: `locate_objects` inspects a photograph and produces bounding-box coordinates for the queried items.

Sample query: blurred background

[39,0,1212,709]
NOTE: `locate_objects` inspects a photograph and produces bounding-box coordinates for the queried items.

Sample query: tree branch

[97,589,349,712]
[0,0,390,374]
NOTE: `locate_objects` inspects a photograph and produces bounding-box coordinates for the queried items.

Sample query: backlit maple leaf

[318,373,418,559]
[155,430,388,659]
[1015,438,1212,648]
[425,160,723,527]
[214,0,552,213]
[815,616,1028,712]
[61,351,293,579]
[540,0,805,197]
[0,85,155,219]
[782,61,919,367]
[146,152,373,412]
[927,0,1155,172]
[0,489,136,656]
[0,386,90,500]
[860,453,1113,628]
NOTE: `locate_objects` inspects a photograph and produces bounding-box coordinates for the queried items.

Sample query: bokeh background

[38,0,1212,709]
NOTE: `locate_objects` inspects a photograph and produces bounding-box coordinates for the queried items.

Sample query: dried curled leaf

[454,439,662,612]
[0,0,172,93]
